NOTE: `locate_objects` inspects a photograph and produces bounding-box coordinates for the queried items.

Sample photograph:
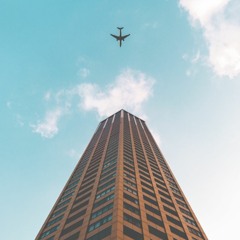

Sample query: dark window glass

[46,215,64,227]
[97,179,115,192]
[96,186,115,200]
[173,193,184,201]
[39,225,59,239]
[123,202,140,215]
[123,225,143,240]
[124,213,141,228]
[141,181,152,189]
[66,209,86,224]
[70,200,89,214]
[188,226,202,237]
[161,197,174,208]
[166,215,182,227]
[143,195,158,206]
[183,216,197,226]
[65,232,80,240]
[55,199,71,210]
[124,178,136,188]
[93,194,114,209]
[170,226,187,239]
[99,173,116,185]
[51,206,67,218]
[124,185,137,195]
[88,214,112,232]
[142,188,155,198]
[180,207,192,217]
[60,220,83,236]
[91,203,113,219]
[74,192,91,205]
[176,199,188,208]
[148,226,168,240]
[158,190,171,200]
[146,214,164,227]
[163,206,178,217]
[86,226,112,240]
[145,204,161,215]
[123,193,138,205]
[77,185,93,197]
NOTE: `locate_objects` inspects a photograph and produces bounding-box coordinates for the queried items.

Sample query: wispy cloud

[76,69,155,117]
[78,68,90,78]
[31,69,155,138]
[44,91,51,101]
[180,0,240,78]
[31,108,63,138]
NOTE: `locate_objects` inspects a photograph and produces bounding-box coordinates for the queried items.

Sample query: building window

[143,195,158,206]
[166,215,182,227]
[123,172,136,182]
[93,194,114,209]
[123,192,139,205]
[66,209,86,224]
[51,206,67,218]
[183,216,197,226]
[124,185,137,195]
[170,226,187,239]
[124,178,136,188]
[39,225,59,239]
[123,202,140,215]
[65,232,80,240]
[146,214,164,227]
[91,203,114,219]
[97,179,115,192]
[123,225,143,240]
[188,226,202,237]
[161,197,174,208]
[59,192,74,202]
[55,199,71,210]
[145,204,161,216]
[180,207,192,217]
[99,173,116,185]
[86,226,112,240]
[46,215,64,227]
[163,206,178,217]
[142,188,155,198]
[60,219,83,237]
[148,226,168,240]
[88,214,112,232]
[123,213,141,228]
[176,199,188,209]
[96,186,115,199]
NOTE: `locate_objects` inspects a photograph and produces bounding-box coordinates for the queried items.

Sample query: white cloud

[76,69,155,117]
[44,91,51,101]
[78,68,90,78]
[32,69,155,138]
[68,149,81,160]
[31,108,63,138]
[180,0,240,78]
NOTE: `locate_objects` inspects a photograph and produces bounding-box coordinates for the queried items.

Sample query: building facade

[36,110,207,240]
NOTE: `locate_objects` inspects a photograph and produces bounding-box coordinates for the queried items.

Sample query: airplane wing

[122,34,130,40]
[111,34,120,40]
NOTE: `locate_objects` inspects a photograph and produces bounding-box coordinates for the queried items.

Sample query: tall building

[36,110,207,240]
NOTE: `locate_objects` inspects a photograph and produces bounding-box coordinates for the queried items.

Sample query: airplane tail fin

[117,27,124,30]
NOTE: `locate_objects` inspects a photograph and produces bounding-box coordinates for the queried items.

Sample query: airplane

[110,27,130,47]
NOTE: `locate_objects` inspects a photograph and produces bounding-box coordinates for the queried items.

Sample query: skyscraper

[36,109,207,240]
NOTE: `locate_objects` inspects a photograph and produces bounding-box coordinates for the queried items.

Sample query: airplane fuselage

[111,27,130,47]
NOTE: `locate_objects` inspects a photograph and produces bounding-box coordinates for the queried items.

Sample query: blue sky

[1,0,240,239]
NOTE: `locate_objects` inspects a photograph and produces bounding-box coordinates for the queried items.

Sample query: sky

[1,0,240,239]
